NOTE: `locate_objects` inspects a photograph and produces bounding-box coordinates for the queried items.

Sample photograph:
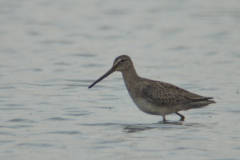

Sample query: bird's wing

[141,81,213,105]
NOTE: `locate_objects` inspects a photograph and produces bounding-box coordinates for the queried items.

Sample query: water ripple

[7,118,36,123]
[44,117,74,121]
[17,143,53,147]
[45,131,82,135]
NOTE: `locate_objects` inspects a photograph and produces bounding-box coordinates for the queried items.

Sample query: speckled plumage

[89,55,216,122]
[141,80,214,107]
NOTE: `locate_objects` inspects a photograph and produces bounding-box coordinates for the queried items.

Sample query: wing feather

[141,81,213,105]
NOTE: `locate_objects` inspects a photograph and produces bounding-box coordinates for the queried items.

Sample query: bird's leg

[175,112,185,121]
[162,115,166,123]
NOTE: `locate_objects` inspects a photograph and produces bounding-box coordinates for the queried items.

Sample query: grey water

[1,0,240,159]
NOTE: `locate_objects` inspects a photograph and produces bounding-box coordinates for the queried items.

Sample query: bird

[88,55,216,122]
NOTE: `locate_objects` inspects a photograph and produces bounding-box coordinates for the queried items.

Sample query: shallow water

[1,0,240,159]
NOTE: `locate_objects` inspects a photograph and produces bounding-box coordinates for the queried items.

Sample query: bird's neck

[121,66,141,89]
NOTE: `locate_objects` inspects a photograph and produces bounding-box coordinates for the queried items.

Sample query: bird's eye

[119,59,124,63]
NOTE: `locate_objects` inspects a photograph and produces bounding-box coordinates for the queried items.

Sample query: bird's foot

[175,112,185,121]
[163,117,166,123]
[179,117,185,121]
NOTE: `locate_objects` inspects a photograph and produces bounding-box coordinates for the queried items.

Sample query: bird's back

[140,79,215,110]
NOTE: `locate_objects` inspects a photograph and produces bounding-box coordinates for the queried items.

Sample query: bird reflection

[77,121,207,134]
[122,121,204,133]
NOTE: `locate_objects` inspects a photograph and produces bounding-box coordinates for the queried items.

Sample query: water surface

[0,0,240,159]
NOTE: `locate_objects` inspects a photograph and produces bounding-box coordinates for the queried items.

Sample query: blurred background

[0,0,240,159]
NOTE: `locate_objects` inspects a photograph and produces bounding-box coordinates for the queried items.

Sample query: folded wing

[141,81,213,105]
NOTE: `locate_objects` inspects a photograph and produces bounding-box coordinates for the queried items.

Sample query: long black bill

[88,67,115,89]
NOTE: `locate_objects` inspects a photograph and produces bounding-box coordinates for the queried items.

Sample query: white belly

[131,96,178,116]
[132,97,162,115]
